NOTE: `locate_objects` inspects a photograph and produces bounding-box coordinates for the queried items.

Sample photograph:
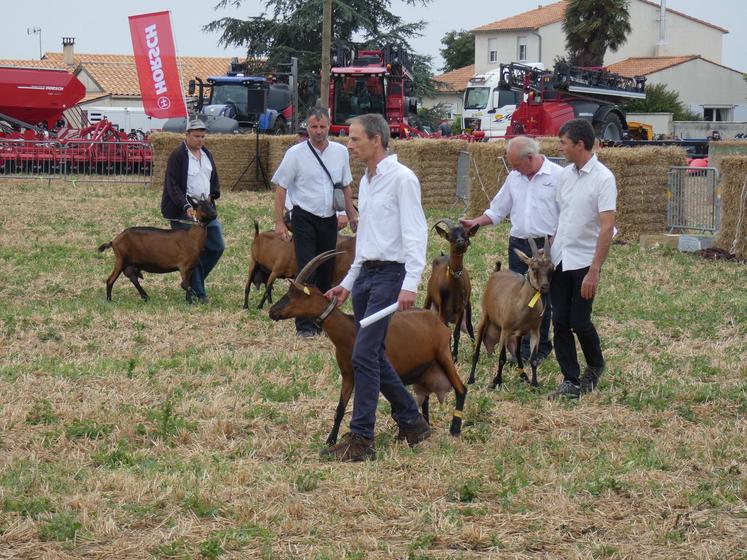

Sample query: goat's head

[513,236,554,294]
[268,249,342,321]
[434,219,479,255]
[188,195,218,224]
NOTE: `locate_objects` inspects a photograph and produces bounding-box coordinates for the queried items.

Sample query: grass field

[1,179,745,559]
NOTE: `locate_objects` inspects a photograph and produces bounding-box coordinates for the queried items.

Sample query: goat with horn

[423,219,478,361]
[269,250,467,451]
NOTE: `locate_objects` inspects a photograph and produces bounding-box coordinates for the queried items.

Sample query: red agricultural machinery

[0,66,151,175]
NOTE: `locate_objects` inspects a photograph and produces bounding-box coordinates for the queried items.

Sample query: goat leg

[515,336,530,383]
[179,267,195,304]
[528,330,540,387]
[124,266,149,301]
[105,258,124,301]
[492,341,508,389]
[467,320,486,385]
[326,374,354,446]
[450,387,466,437]
[465,301,475,341]
[452,318,461,362]
[243,261,257,309]
[257,269,280,309]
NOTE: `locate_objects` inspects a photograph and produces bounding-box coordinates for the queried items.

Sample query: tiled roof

[474,1,568,32]
[0,52,234,97]
[606,55,698,77]
[433,64,475,92]
[607,55,744,77]
[474,0,727,34]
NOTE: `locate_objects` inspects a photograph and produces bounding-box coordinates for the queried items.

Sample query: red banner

[129,11,187,118]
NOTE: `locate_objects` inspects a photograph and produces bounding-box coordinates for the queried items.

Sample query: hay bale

[704,140,747,176]
[393,139,467,208]
[466,141,508,216]
[267,135,301,179]
[716,156,747,259]
[150,132,272,192]
[598,146,687,242]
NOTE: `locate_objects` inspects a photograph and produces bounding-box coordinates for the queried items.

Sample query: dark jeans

[171,218,225,298]
[508,236,552,358]
[550,262,605,385]
[349,263,420,439]
[291,206,338,333]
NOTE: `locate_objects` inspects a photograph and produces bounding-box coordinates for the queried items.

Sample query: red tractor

[499,62,647,140]
[328,44,421,138]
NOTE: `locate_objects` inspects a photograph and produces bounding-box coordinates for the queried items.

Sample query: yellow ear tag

[303,286,310,295]
[528,291,541,308]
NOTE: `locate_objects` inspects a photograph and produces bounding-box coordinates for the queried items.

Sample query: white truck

[462,64,544,141]
[84,106,167,134]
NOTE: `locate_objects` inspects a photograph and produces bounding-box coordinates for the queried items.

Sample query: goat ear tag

[303,286,310,295]
[528,291,541,308]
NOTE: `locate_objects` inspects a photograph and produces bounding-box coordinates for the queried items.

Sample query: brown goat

[268,250,467,445]
[98,197,217,303]
[424,219,479,361]
[467,237,554,388]
[243,225,356,309]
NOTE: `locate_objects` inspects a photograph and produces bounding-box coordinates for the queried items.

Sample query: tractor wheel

[595,113,623,141]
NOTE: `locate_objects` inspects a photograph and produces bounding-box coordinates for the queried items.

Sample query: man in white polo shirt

[548,118,616,400]
[272,107,357,337]
[323,113,430,462]
[460,135,561,364]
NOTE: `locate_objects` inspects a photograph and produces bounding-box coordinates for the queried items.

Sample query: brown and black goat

[243,225,356,309]
[98,196,217,303]
[423,219,479,361]
[268,250,467,446]
[467,237,554,388]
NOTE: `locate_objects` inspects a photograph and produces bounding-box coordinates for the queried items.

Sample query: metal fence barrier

[667,166,720,233]
[0,139,153,186]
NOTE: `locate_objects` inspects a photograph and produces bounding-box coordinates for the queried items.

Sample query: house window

[518,37,527,61]
[703,106,732,122]
[488,38,498,64]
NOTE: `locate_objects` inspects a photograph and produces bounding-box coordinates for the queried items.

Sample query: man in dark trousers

[324,113,430,462]
[548,118,616,400]
[161,118,224,304]
[460,135,561,364]
[272,107,357,337]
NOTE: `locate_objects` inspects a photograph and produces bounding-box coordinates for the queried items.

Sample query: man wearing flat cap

[161,118,225,304]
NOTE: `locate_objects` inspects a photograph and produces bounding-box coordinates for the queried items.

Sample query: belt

[362,260,399,270]
[510,235,547,242]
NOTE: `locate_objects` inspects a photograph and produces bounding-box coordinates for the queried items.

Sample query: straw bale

[715,156,747,259]
[598,147,686,242]
[150,132,272,192]
[704,140,747,176]
[466,141,508,216]
[266,135,301,178]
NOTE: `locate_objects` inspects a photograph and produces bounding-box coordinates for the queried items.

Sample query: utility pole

[320,0,332,110]
[27,27,42,59]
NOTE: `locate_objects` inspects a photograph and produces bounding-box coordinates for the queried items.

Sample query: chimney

[655,0,668,56]
[63,37,75,66]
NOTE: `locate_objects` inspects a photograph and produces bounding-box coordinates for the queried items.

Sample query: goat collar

[522,272,542,308]
[523,271,540,292]
[314,297,338,327]
[447,266,464,279]
[174,218,206,227]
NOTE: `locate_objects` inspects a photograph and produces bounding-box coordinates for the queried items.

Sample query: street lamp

[27,27,42,60]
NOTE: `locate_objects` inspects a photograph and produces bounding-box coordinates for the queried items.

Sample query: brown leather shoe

[320,432,375,462]
[398,414,431,447]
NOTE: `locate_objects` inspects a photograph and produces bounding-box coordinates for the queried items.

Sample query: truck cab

[462,64,544,141]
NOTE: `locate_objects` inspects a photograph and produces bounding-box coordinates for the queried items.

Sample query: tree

[439,30,474,73]
[205,0,435,104]
[563,0,631,67]
[624,83,699,121]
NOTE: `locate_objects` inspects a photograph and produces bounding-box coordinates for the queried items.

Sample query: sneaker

[320,432,376,462]
[397,414,432,447]
[580,365,605,394]
[548,380,581,400]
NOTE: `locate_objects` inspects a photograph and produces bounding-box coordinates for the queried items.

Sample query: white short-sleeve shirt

[550,154,617,271]
[186,147,213,200]
[271,140,353,218]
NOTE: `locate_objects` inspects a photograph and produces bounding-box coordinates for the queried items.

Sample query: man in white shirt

[548,118,616,400]
[460,136,561,363]
[323,113,429,462]
[272,107,357,337]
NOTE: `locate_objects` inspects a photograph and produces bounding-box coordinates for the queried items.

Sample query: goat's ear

[434,224,449,239]
[513,248,531,264]
[467,224,480,237]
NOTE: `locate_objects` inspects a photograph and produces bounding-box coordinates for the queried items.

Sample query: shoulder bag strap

[307,141,337,187]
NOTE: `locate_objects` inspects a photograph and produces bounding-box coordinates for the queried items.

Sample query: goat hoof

[520,372,529,383]
[466,378,475,385]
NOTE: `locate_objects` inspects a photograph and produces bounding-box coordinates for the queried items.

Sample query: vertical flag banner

[129,11,187,118]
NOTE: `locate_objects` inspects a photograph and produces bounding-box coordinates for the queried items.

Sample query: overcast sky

[2,0,746,72]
